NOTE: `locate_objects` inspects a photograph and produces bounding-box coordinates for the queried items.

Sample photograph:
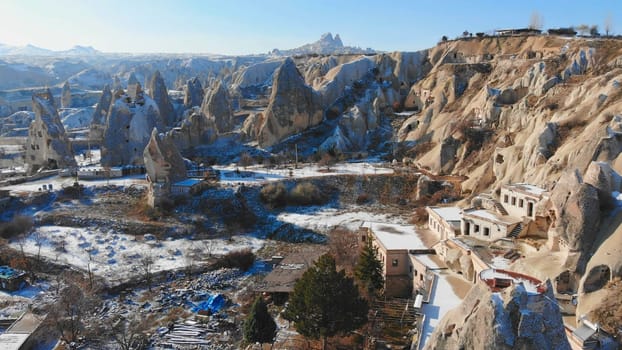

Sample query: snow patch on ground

[10,226,264,285]
[277,208,405,233]
[491,256,511,269]
[215,162,393,186]
[1,174,147,194]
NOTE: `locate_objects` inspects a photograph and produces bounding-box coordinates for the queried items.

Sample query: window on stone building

[392,259,398,267]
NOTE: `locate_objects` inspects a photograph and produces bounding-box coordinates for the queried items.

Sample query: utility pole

[294,144,298,169]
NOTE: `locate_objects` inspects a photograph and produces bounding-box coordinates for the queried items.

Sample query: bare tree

[605,14,613,36]
[318,152,336,171]
[47,277,100,345]
[202,240,214,259]
[183,246,197,279]
[32,231,46,268]
[590,25,600,36]
[529,11,544,30]
[576,24,590,36]
[85,248,96,290]
[108,315,150,350]
[139,252,155,291]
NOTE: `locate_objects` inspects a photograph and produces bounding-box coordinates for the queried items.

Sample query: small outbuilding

[0,266,26,291]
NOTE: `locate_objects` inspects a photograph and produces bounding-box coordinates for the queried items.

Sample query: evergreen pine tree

[355,234,384,295]
[283,254,368,350]
[243,296,276,344]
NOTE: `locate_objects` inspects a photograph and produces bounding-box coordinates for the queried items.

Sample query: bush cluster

[213,249,256,271]
[260,182,328,208]
[0,216,33,239]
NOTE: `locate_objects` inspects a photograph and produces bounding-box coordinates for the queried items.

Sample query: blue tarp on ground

[191,294,226,314]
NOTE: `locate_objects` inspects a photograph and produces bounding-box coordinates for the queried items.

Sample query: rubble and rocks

[424,281,570,350]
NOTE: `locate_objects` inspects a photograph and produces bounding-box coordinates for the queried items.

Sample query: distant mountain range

[0,43,101,56]
[272,33,375,56]
[0,33,373,58]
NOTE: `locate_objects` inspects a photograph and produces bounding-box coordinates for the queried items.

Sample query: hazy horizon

[0,0,618,55]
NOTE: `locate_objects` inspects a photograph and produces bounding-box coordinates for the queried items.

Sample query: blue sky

[0,0,617,54]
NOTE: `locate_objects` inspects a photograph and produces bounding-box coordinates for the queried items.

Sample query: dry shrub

[260,183,287,208]
[0,216,33,239]
[356,193,370,204]
[328,227,359,272]
[410,207,429,225]
[412,141,436,156]
[213,249,256,272]
[260,182,328,208]
[288,182,327,206]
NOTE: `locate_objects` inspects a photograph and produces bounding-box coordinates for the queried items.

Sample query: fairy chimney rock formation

[166,108,217,151]
[183,77,204,109]
[127,72,141,101]
[257,58,323,147]
[60,81,72,108]
[25,89,76,173]
[200,80,233,134]
[100,88,161,166]
[144,128,187,184]
[89,84,112,141]
[147,70,176,128]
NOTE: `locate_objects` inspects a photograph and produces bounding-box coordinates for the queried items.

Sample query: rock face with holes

[143,128,186,183]
[166,107,218,151]
[547,169,601,257]
[257,58,323,147]
[25,89,76,173]
[101,88,161,166]
[424,281,570,350]
[201,80,233,134]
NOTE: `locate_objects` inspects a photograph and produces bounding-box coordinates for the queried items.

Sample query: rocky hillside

[396,36,622,194]
[423,281,570,350]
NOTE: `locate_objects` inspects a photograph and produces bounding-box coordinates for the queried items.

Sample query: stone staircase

[508,223,523,238]
[494,201,508,215]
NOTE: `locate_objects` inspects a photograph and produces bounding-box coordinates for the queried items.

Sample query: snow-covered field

[10,226,264,284]
[215,162,393,185]
[1,174,147,194]
[278,208,406,233]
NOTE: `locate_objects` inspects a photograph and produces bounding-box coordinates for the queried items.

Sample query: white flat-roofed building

[170,178,202,195]
[500,183,547,219]
[461,208,522,240]
[409,253,447,294]
[361,221,432,297]
[77,166,123,180]
[426,206,462,240]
